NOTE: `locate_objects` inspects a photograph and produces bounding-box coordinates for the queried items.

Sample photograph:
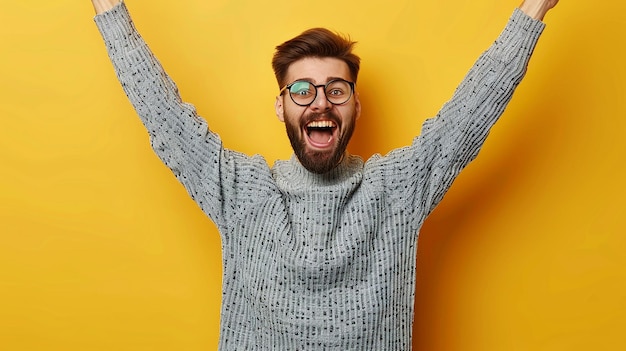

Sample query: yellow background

[1,0,625,350]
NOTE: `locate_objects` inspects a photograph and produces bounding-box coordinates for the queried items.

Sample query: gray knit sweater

[95,3,544,350]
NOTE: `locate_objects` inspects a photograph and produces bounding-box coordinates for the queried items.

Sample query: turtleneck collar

[271,153,364,193]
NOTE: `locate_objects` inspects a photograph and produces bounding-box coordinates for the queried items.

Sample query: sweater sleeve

[382,9,545,220]
[93,2,271,231]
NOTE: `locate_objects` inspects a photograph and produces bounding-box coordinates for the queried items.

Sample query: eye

[326,80,351,97]
[295,90,311,96]
[327,88,345,96]
[289,81,313,96]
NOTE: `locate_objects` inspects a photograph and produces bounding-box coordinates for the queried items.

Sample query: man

[91,0,558,349]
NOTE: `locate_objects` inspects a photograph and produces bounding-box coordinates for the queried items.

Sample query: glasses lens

[289,81,315,105]
[325,80,352,105]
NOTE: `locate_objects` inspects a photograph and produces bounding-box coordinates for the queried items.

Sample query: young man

[91,0,558,349]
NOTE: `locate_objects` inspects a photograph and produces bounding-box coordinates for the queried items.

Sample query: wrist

[519,0,552,21]
[92,0,122,14]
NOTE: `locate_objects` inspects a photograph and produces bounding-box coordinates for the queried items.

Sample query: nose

[309,86,332,112]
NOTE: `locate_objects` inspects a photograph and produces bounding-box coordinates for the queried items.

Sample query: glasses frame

[279,78,355,107]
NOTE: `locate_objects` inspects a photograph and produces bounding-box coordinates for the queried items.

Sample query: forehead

[286,57,351,84]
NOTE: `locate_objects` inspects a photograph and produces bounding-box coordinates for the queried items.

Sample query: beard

[284,111,356,174]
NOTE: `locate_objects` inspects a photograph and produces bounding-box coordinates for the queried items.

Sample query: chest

[229,185,416,289]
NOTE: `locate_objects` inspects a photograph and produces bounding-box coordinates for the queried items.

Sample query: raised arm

[519,0,559,20]
[385,2,555,218]
[91,0,121,14]
[91,1,275,233]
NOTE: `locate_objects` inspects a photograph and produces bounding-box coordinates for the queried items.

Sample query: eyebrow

[291,76,349,85]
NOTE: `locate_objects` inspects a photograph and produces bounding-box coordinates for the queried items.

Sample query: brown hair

[271,28,360,89]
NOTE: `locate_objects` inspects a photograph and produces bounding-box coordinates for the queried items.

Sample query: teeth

[307,121,336,128]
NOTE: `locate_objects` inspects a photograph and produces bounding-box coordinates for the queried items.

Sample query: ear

[275,95,285,122]
[354,91,362,120]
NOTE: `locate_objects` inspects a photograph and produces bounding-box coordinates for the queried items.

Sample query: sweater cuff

[509,8,546,40]
[93,1,143,52]
[489,8,546,64]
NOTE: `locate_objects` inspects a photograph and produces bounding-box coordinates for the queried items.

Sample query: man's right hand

[92,0,122,14]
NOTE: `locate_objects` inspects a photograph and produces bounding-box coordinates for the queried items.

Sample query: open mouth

[304,120,337,149]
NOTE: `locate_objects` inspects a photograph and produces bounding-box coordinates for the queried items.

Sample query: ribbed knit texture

[95,3,544,350]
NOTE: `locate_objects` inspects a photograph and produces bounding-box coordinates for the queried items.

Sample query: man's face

[275,57,361,174]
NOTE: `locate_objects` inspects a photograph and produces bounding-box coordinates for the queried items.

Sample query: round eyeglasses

[279,78,355,107]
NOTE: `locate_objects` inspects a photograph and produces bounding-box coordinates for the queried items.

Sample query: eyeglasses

[279,78,355,107]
